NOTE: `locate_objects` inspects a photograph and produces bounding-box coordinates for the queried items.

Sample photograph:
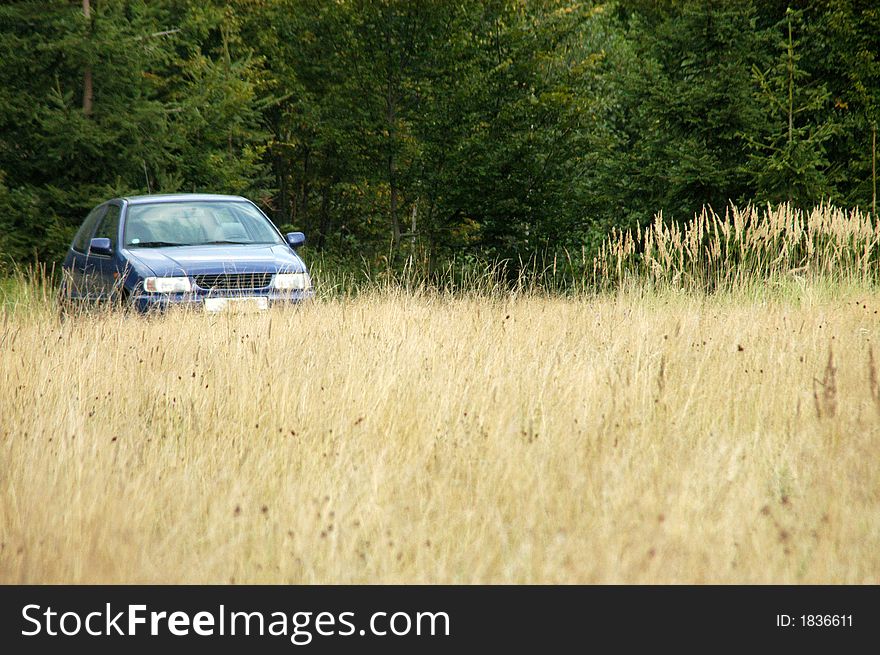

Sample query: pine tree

[743,7,839,205]
[0,0,272,263]
[597,0,769,227]
[812,0,880,213]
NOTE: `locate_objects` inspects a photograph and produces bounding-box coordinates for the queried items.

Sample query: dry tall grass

[593,204,880,290]
[2,280,879,583]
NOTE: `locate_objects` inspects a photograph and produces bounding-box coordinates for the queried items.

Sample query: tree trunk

[873,122,877,218]
[786,14,793,148]
[317,185,332,250]
[384,16,401,257]
[276,140,289,226]
[427,208,436,279]
[785,12,794,204]
[387,92,401,256]
[297,146,311,228]
[82,0,93,116]
[410,201,417,250]
[389,152,400,249]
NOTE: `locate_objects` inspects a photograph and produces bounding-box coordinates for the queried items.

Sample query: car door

[64,204,107,300]
[87,202,123,300]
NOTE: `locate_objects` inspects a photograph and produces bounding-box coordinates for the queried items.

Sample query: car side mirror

[89,237,113,256]
[286,232,306,248]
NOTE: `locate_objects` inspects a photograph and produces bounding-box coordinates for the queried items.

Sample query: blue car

[61,193,313,312]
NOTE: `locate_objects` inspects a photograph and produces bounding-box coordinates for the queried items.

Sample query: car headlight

[143,276,192,293]
[273,272,311,290]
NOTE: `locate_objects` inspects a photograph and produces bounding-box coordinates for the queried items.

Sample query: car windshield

[123,201,284,248]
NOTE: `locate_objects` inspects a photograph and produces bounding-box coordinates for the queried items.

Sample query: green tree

[0,0,271,264]
[808,0,880,212]
[359,0,614,265]
[744,7,839,204]
[599,1,770,226]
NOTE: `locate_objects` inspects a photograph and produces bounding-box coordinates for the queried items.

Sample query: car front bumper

[130,289,314,313]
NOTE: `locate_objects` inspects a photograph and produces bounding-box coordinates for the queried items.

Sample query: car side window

[93,204,121,251]
[71,205,107,253]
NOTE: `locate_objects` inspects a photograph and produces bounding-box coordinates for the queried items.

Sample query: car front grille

[193,272,273,290]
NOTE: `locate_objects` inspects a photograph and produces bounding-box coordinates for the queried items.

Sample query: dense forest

[0,0,878,273]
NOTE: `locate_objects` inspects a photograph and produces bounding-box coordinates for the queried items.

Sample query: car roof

[121,193,251,205]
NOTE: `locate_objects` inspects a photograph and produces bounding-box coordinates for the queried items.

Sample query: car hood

[124,244,307,277]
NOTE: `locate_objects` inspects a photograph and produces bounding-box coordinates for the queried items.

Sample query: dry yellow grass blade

[2,284,879,583]
[592,204,880,290]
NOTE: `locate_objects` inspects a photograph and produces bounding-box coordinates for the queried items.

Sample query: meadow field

[1,205,879,584]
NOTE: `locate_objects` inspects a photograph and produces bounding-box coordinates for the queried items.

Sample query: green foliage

[598,1,768,226]
[420,2,612,261]
[806,0,880,210]
[744,8,839,204]
[0,172,42,268]
[0,0,270,263]
[0,0,878,273]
